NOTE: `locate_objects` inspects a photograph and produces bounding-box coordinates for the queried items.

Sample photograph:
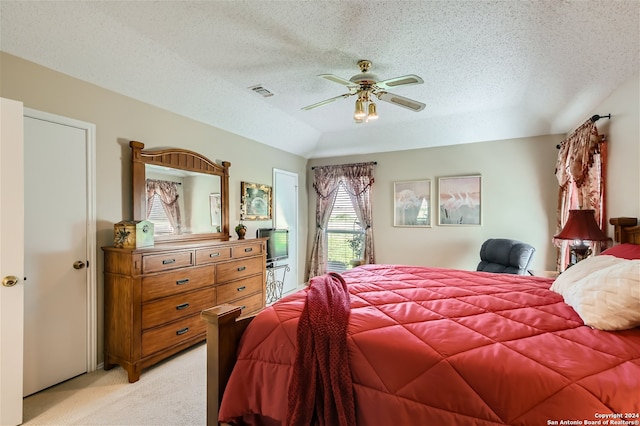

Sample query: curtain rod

[556,114,611,149]
[311,161,377,170]
[147,178,182,185]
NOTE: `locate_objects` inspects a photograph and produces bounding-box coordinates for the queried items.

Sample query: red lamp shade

[554,209,608,241]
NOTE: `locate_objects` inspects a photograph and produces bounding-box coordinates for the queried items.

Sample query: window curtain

[146,179,182,234]
[555,119,608,271]
[309,163,375,279]
[342,163,375,266]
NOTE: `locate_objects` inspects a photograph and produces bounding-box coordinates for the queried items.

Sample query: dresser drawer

[141,265,214,302]
[216,256,264,282]
[103,237,267,383]
[141,314,206,358]
[142,251,194,273]
[234,292,264,316]
[142,288,215,330]
[195,247,232,265]
[232,242,263,259]
[217,275,263,304]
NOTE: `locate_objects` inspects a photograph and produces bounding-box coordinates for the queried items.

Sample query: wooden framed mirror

[131,141,230,243]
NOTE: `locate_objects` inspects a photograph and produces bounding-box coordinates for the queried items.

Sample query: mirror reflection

[145,164,222,236]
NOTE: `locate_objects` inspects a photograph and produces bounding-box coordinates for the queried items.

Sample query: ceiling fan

[302,60,426,123]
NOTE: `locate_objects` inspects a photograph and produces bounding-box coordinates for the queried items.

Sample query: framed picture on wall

[241,181,272,220]
[438,175,482,226]
[393,180,432,227]
[209,193,221,231]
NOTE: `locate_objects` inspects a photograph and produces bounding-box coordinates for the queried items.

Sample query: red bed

[202,219,640,426]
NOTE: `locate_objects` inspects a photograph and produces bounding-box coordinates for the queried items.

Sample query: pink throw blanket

[286,272,355,426]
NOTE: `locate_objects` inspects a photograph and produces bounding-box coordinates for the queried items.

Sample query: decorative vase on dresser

[102,239,266,382]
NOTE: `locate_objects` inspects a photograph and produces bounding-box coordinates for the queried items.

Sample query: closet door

[22,110,96,396]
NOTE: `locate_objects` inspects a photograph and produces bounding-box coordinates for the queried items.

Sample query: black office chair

[477,238,536,275]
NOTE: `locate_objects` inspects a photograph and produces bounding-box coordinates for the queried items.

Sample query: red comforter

[219,265,640,425]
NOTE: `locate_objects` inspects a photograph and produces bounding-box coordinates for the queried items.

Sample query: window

[326,183,364,273]
[147,193,174,234]
[309,161,375,279]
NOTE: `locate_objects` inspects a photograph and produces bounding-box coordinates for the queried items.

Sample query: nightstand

[531,270,560,279]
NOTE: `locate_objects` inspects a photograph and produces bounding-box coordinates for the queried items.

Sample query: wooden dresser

[102,238,266,382]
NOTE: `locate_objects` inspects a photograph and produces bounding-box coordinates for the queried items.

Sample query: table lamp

[554,209,609,267]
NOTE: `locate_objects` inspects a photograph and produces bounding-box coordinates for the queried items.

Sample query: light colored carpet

[23,342,206,425]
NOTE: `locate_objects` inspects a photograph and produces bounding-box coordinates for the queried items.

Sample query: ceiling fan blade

[301,93,352,110]
[376,74,424,90]
[318,74,356,87]
[377,92,426,112]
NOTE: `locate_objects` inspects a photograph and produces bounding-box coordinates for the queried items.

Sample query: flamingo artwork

[438,176,481,225]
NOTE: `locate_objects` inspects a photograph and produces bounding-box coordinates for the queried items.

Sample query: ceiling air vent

[249,85,274,97]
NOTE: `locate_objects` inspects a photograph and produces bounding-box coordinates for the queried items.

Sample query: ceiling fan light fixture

[367,102,378,120]
[303,59,425,122]
[354,99,366,120]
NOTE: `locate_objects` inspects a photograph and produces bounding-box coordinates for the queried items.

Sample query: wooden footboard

[610,217,640,244]
[201,305,257,426]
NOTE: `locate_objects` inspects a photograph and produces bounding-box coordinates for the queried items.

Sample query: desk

[266,264,290,304]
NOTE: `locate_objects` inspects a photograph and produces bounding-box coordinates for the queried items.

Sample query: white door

[0,97,25,426]
[273,169,298,294]
[22,110,96,396]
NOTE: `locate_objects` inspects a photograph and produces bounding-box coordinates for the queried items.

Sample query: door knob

[73,261,86,270]
[2,276,19,287]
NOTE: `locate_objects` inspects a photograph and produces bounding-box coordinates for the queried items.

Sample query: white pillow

[550,255,640,331]
[550,255,619,293]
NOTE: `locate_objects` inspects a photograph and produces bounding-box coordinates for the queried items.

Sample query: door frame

[24,108,97,373]
[272,168,299,291]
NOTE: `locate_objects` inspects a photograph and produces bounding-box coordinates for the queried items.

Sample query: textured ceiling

[1,1,638,159]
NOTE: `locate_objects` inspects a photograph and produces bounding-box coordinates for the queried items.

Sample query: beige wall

[308,135,562,272]
[307,72,640,274]
[588,72,640,230]
[0,52,309,365]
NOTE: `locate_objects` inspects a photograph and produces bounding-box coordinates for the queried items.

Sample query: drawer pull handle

[237,266,246,272]
[176,303,190,310]
[176,279,189,285]
[209,252,220,258]
[176,327,189,336]
[162,259,176,265]
[240,305,246,310]
[244,247,253,252]
[237,286,246,292]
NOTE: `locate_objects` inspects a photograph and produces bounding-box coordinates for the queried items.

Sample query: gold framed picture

[241,181,272,220]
